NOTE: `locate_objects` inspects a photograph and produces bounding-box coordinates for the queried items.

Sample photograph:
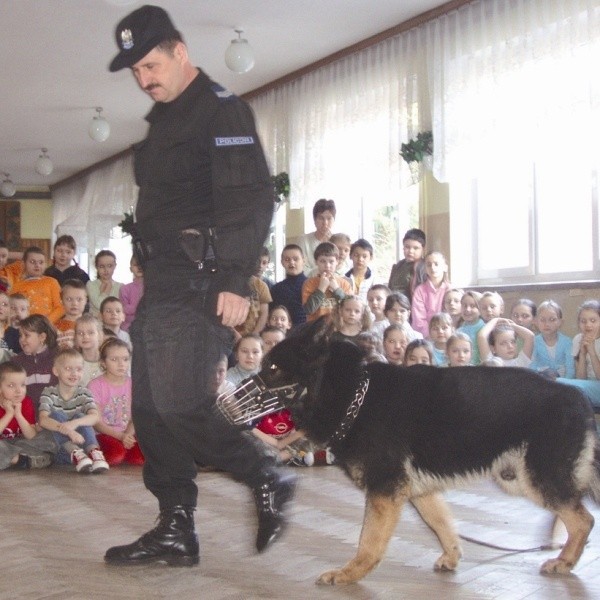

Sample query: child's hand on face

[0,398,15,417]
[327,276,339,292]
[318,272,331,292]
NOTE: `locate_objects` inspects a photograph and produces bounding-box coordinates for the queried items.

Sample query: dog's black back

[265,322,597,505]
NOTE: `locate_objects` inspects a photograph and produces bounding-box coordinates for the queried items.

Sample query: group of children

[1,221,599,473]
[0,236,144,474]
[241,227,600,418]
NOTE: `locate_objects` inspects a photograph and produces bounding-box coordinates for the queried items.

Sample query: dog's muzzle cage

[215,374,303,427]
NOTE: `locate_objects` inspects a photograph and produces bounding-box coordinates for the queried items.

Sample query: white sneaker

[89,449,109,474]
[71,449,92,473]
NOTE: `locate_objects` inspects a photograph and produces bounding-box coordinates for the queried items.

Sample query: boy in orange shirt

[9,247,64,324]
[302,242,351,322]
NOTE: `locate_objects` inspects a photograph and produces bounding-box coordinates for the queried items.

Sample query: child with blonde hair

[573,299,600,381]
[411,251,451,338]
[332,295,371,343]
[428,312,454,366]
[74,314,104,386]
[446,332,473,367]
[479,291,505,323]
[457,291,484,364]
[530,300,574,379]
[38,348,109,474]
[443,288,464,329]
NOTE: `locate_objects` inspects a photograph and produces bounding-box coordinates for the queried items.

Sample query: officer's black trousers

[130,279,276,509]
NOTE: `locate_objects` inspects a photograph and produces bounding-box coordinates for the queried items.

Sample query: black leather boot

[254,471,297,552]
[104,505,199,566]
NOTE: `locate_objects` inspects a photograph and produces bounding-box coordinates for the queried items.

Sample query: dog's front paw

[540,558,573,575]
[434,553,459,572]
[317,568,353,585]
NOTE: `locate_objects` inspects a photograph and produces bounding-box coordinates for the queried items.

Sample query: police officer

[104,5,295,566]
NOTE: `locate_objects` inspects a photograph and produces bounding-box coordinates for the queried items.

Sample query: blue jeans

[50,410,99,457]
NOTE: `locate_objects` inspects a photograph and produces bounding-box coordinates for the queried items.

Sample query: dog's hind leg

[411,493,462,571]
[540,502,594,575]
[317,491,405,585]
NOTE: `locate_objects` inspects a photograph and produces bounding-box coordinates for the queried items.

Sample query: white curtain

[52,153,137,255]
[424,0,599,182]
[249,27,428,211]
[250,0,599,200]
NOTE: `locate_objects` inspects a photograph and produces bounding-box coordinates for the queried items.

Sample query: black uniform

[131,70,277,509]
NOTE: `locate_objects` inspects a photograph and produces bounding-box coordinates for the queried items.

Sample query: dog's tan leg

[540,502,594,575]
[317,491,405,585]
[411,493,462,571]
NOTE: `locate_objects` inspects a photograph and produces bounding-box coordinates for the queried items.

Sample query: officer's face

[131,44,188,103]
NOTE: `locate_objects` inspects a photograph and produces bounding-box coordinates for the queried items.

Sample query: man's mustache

[145,84,159,91]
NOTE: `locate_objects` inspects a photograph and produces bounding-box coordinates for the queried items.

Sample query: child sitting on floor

[89,338,143,466]
[0,361,56,470]
[38,348,109,474]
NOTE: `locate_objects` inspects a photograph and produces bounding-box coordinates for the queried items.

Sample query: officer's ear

[173,41,188,64]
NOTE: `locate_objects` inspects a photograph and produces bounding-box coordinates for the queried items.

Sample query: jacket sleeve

[208,97,274,298]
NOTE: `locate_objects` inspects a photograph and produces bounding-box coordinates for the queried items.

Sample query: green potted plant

[271,171,290,208]
[400,131,433,164]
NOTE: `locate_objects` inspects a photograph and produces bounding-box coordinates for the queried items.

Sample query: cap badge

[120,28,134,50]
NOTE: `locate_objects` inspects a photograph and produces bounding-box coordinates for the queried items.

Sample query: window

[447,33,599,287]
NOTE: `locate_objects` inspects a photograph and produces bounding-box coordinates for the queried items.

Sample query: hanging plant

[118,211,135,236]
[400,131,433,164]
[271,172,290,204]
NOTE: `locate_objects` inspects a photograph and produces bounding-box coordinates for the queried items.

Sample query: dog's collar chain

[329,372,370,444]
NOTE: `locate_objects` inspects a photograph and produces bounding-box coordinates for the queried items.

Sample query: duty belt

[135,228,218,273]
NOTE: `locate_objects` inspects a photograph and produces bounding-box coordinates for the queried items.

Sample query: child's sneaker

[89,448,109,474]
[71,448,93,473]
[313,447,336,465]
[285,446,314,467]
[26,453,53,469]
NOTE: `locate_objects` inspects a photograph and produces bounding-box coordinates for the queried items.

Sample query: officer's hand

[217,292,250,327]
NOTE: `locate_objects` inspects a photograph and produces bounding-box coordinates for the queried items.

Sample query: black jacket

[134,70,273,298]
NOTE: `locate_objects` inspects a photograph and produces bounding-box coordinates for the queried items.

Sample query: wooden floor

[3,463,600,600]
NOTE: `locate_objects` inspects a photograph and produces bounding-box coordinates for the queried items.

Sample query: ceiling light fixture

[89,107,111,142]
[35,148,54,176]
[225,29,255,74]
[1,173,16,198]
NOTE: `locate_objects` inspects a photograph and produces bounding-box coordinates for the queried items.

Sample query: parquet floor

[2,463,600,599]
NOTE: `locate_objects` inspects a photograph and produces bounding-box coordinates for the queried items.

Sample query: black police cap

[109,5,180,72]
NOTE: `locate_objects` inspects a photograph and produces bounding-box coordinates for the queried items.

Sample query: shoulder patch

[210,83,235,102]
[214,136,255,147]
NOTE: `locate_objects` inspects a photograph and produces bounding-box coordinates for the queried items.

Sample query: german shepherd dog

[247,318,600,585]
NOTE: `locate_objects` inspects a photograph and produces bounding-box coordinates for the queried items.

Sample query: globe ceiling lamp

[35,148,54,176]
[225,29,255,74]
[89,107,111,142]
[1,173,16,198]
